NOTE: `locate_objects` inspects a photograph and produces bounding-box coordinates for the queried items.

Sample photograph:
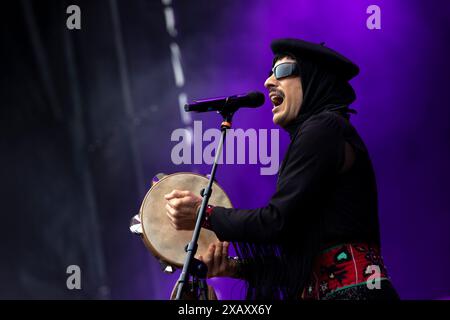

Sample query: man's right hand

[198,241,241,279]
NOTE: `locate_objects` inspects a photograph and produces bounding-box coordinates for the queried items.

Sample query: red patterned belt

[302,243,390,300]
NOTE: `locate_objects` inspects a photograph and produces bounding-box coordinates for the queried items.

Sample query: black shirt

[209,111,380,249]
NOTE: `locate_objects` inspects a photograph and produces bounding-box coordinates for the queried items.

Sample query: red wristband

[201,205,214,230]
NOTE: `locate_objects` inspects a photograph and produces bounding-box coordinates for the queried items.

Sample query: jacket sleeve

[209,113,346,243]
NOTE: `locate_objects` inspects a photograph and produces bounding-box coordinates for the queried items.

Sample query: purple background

[162,0,450,300]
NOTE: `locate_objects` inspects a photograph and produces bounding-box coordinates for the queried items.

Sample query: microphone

[184,91,265,113]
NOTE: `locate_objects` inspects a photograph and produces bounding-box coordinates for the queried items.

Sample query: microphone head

[245,91,265,107]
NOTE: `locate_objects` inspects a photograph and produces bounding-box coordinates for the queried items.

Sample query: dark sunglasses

[269,62,299,80]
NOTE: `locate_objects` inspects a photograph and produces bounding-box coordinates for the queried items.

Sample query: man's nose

[264,74,277,89]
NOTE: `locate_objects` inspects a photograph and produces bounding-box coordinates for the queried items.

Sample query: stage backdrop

[1,0,449,299]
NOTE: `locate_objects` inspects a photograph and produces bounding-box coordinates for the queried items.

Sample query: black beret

[271,38,359,80]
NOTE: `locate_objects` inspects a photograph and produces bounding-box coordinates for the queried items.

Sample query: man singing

[164,38,399,300]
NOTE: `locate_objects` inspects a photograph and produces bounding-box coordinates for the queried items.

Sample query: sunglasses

[269,62,299,80]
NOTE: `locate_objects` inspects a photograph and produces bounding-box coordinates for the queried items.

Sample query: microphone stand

[175,106,235,300]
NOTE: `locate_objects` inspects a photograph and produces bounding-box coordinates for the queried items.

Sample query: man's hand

[165,189,202,230]
[199,241,240,279]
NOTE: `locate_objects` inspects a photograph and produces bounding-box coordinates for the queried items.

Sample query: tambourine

[130,172,233,273]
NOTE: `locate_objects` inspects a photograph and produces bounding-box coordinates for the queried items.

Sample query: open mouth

[270,95,284,107]
[269,90,284,107]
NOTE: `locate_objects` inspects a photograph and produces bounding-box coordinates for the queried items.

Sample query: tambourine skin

[139,172,233,268]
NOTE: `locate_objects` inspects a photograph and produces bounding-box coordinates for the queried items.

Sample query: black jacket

[210,111,380,249]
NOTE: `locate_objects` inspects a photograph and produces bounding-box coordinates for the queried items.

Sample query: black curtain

[0,0,174,299]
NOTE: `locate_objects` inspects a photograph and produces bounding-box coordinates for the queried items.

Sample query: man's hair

[272,52,297,67]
